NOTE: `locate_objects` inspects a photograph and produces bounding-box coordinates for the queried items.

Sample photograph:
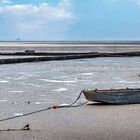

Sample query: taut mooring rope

[0,91,88,122]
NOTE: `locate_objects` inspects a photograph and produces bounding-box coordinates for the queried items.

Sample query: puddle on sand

[80,73,94,76]
[40,79,77,83]
[10,91,24,93]
[0,100,8,102]
[34,101,54,105]
[117,80,136,84]
[0,80,9,83]
[34,102,41,105]
[53,88,68,92]
[13,113,23,116]
[40,95,46,97]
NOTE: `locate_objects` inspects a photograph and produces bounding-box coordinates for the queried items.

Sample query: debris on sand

[0,124,30,131]
[22,124,30,130]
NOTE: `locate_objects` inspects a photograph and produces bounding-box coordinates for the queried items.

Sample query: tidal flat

[0,42,140,139]
[1,57,140,108]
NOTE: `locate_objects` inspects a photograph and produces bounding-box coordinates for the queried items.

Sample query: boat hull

[83,89,140,104]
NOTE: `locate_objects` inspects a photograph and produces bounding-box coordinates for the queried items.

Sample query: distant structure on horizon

[16,37,21,41]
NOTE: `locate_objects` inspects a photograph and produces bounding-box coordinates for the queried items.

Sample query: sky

[0,0,140,40]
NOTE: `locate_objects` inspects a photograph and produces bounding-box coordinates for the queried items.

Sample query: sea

[1,41,140,52]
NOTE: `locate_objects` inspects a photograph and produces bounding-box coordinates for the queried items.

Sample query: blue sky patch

[0,0,140,40]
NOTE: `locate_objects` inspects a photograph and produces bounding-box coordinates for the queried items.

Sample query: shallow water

[0,57,140,116]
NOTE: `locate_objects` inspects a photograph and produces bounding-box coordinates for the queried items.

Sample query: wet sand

[0,104,140,140]
[0,58,140,139]
[0,42,140,139]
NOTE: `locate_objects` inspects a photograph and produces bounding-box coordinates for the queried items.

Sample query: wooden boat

[83,88,140,104]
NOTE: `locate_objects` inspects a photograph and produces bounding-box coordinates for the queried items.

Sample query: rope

[0,91,87,122]
[0,107,52,122]
[60,90,85,107]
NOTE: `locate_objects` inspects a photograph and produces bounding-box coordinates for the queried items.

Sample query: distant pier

[0,41,140,64]
[0,51,140,65]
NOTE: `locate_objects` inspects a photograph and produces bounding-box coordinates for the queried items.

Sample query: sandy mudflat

[0,43,140,139]
[0,104,140,140]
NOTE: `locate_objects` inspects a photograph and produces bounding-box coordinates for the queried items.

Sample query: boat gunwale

[83,88,140,96]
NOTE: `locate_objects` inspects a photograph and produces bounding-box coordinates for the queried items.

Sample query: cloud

[0,0,12,4]
[0,0,75,40]
[0,1,73,19]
